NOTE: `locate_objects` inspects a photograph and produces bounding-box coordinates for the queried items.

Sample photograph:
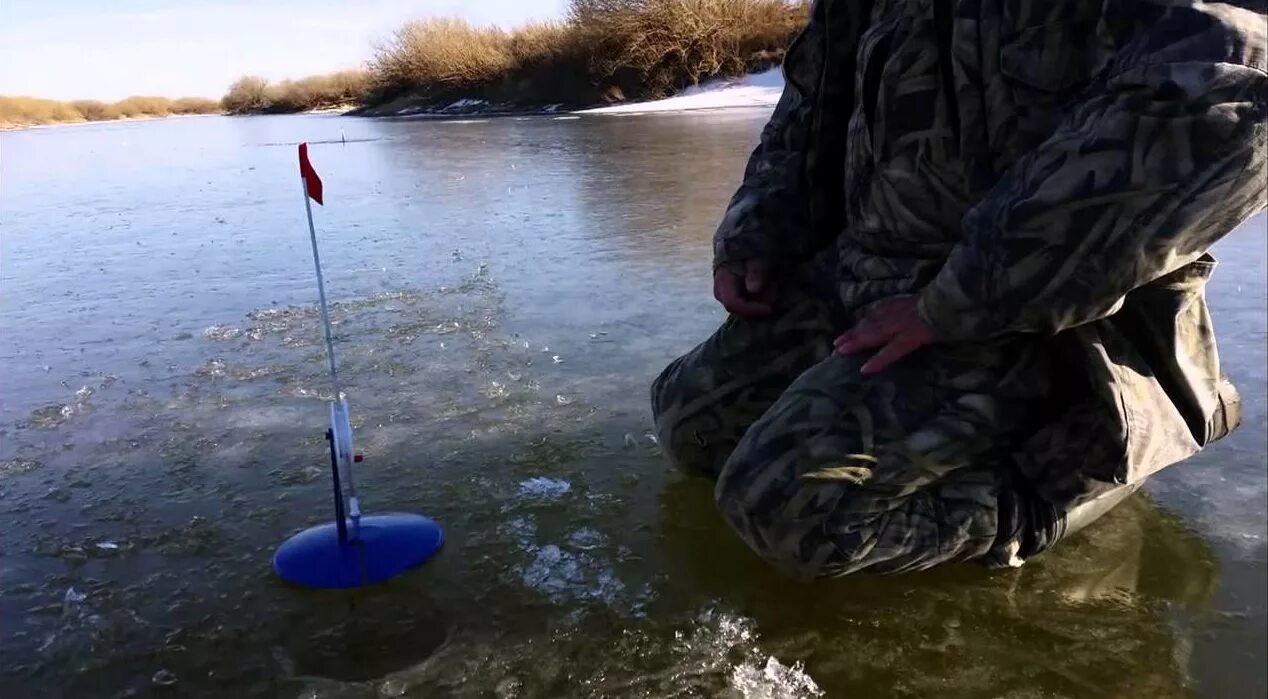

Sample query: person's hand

[714,260,777,318]
[833,296,934,375]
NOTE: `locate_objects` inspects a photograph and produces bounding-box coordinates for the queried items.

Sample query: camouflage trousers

[651,277,1066,578]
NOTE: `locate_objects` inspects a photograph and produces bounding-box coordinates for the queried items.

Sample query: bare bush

[170,97,222,114]
[569,0,806,95]
[0,96,85,127]
[71,100,124,121]
[221,76,273,114]
[370,18,514,92]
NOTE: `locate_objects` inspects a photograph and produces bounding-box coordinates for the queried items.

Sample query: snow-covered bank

[358,68,786,120]
[579,68,784,115]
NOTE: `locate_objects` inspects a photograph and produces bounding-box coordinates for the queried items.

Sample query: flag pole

[302,177,341,399]
[301,171,360,543]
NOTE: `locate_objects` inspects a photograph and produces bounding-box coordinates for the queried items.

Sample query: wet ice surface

[517,477,572,499]
[0,114,1264,698]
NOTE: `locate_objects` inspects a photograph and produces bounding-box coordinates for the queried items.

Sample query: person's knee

[713,464,840,579]
[649,358,718,478]
[648,358,678,425]
[714,445,948,578]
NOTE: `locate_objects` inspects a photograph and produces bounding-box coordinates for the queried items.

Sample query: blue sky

[0,0,568,101]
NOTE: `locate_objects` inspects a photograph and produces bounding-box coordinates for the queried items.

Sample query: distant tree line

[0,95,220,129]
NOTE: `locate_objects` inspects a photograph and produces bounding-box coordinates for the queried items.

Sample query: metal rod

[302,178,342,400]
[326,429,348,545]
[304,176,360,539]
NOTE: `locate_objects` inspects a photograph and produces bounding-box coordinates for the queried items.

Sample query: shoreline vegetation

[0,96,221,130]
[2,0,806,129]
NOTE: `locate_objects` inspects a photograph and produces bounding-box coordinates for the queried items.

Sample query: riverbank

[226,1,806,117]
[348,57,785,118]
[357,67,785,119]
[0,111,226,132]
[0,69,785,133]
[0,95,220,130]
[4,1,805,128]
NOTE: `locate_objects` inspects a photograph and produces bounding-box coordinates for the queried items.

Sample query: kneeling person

[651,0,1263,577]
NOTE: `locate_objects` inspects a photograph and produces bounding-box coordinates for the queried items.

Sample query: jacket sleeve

[712,3,828,270]
[918,2,1268,342]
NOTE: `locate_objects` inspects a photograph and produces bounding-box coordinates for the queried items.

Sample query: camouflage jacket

[714,0,1267,494]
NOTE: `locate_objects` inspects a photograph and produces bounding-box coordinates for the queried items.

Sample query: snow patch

[442,98,487,113]
[580,68,784,115]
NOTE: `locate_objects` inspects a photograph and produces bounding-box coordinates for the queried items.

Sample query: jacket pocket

[1025,256,1220,495]
[997,18,1105,145]
[1115,255,1222,446]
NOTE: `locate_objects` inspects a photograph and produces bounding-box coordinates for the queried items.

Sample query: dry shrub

[370,18,514,91]
[569,0,806,96]
[1,94,221,127]
[113,96,173,117]
[6,0,809,125]
[508,20,580,68]
[0,96,83,127]
[363,0,805,103]
[324,70,374,104]
[222,76,272,114]
[269,70,372,111]
[221,71,372,113]
[266,79,313,112]
[217,0,807,113]
[71,99,124,121]
[170,97,221,114]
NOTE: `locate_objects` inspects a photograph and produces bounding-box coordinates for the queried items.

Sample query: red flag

[298,142,323,205]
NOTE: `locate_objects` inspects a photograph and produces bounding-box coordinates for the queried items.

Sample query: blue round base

[273,513,444,589]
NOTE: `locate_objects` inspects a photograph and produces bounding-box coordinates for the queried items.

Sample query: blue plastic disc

[273,513,444,589]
